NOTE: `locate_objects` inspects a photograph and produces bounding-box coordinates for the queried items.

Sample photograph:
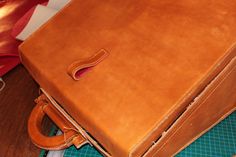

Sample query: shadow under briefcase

[19,0,236,156]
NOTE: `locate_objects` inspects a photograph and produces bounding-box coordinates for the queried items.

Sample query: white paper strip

[47,0,71,10]
[46,130,65,157]
[16,5,57,41]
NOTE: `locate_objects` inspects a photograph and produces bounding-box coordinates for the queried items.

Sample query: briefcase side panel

[130,45,236,157]
[142,57,236,157]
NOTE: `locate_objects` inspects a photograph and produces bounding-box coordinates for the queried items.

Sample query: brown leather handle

[28,94,87,150]
[67,49,109,80]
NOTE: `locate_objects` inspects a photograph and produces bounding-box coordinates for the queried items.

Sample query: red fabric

[11,2,48,38]
[0,0,47,77]
[0,53,19,77]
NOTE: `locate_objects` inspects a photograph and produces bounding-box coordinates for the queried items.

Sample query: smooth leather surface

[144,57,236,157]
[20,0,236,156]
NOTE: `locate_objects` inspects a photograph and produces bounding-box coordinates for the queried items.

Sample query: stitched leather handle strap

[28,94,87,150]
[67,49,109,80]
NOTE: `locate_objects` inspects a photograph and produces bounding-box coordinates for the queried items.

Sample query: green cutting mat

[176,112,236,157]
[41,112,236,157]
[64,144,102,157]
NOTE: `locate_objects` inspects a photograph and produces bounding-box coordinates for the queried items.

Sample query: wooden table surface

[0,65,53,157]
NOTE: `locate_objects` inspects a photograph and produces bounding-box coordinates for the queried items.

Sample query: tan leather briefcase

[19,0,236,156]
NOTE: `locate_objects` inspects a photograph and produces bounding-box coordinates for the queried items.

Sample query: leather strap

[28,94,87,150]
[67,49,109,80]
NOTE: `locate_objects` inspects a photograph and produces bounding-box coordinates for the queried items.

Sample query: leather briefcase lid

[19,1,236,156]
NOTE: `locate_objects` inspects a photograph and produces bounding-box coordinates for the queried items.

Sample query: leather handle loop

[28,94,87,150]
[67,49,109,80]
